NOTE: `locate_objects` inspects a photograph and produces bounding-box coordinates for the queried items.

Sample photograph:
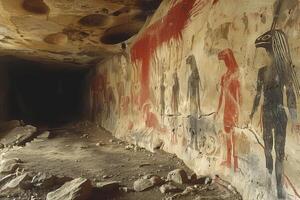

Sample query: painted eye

[262,34,271,41]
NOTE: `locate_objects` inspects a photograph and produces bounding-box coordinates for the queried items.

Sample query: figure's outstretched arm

[250,69,263,120]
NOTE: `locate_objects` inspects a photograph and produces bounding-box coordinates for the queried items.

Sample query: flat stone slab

[133,178,154,192]
[1,173,30,193]
[96,181,120,192]
[46,177,92,200]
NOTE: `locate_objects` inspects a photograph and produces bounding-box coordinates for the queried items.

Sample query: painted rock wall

[86,0,300,199]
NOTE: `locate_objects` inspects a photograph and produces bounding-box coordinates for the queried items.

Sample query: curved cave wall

[85,0,300,199]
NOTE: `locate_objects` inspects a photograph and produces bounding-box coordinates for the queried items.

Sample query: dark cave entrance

[2,57,89,127]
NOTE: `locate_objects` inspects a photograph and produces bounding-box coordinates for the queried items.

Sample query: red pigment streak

[131,0,205,107]
[92,72,107,95]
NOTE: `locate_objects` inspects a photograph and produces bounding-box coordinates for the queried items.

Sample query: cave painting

[142,103,166,132]
[105,84,116,120]
[160,74,166,120]
[170,70,180,144]
[117,81,125,115]
[186,55,202,150]
[131,0,208,108]
[242,12,249,34]
[91,71,106,123]
[186,55,202,115]
[250,29,298,199]
[171,70,180,115]
[215,48,241,172]
[248,0,300,197]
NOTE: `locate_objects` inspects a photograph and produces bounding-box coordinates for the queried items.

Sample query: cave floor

[0,122,242,200]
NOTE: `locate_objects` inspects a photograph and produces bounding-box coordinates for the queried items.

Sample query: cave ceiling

[0,0,161,66]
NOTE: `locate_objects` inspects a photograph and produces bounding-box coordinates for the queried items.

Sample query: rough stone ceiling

[0,0,161,66]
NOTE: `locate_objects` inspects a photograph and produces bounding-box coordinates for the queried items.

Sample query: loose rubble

[0,158,21,174]
[159,182,181,194]
[0,121,242,200]
[133,178,154,192]
[37,131,51,140]
[96,181,120,192]
[167,169,189,184]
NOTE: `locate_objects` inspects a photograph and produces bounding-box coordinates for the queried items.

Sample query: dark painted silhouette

[171,71,180,114]
[250,29,297,199]
[160,74,166,119]
[186,55,202,150]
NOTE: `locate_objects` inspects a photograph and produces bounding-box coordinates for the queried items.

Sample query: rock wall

[86,0,300,199]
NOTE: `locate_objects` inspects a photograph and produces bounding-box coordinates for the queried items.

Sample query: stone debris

[182,186,196,195]
[31,173,71,189]
[117,141,124,145]
[80,145,89,149]
[120,186,132,193]
[95,141,105,146]
[125,144,134,150]
[96,181,120,192]
[1,173,30,193]
[167,169,188,184]
[189,173,197,183]
[142,174,153,179]
[15,125,38,146]
[37,131,51,139]
[0,125,37,146]
[0,158,21,174]
[109,139,115,143]
[46,177,92,200]
[149,175,164,186]
[133,178,155,192]
[159,182,181,194]
[204,177,212,185]
[102,175,112,179]
[0,174,15,185]
[80,134,89,139]
[190,174,212,185]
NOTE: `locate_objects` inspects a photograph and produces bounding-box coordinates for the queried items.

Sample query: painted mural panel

[87,0,300,199]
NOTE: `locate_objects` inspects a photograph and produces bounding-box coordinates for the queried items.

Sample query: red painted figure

[142,103,166,133]
[215,48,241,172]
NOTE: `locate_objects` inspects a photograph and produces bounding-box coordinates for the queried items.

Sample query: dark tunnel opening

[2,57,89,127]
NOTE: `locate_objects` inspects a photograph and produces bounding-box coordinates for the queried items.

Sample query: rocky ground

[0,120,242,200]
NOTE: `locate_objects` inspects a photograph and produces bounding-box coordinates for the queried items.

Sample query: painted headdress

[255,0,300,96]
